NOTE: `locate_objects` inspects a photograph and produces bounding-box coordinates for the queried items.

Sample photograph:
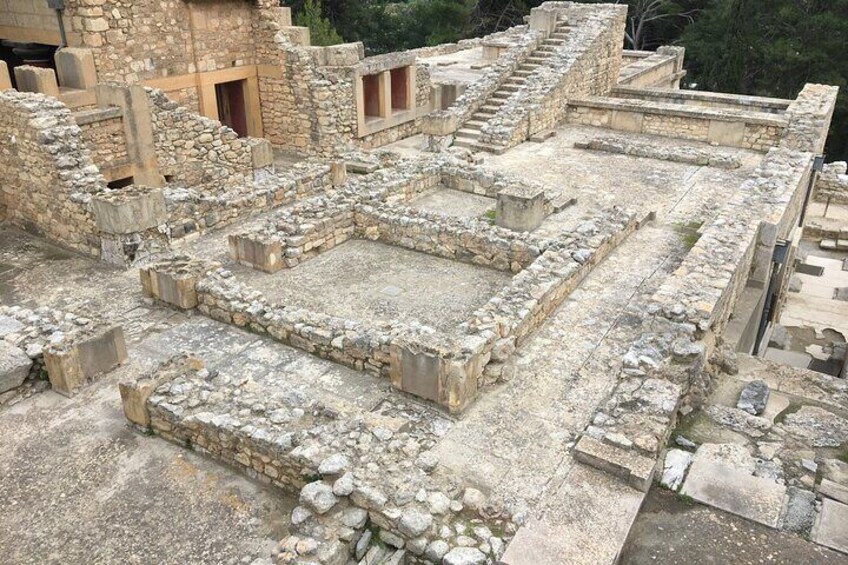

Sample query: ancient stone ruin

[1,1,846,564]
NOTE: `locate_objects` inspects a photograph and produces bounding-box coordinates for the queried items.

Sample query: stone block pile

[575,136,743,169]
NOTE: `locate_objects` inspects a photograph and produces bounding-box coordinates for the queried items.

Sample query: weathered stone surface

[814,499,848,554]
[783,487,816,535]
[0,342,32,394]
[660,449,692,491]
[299,481,338,514]
[443,547,487,565]
[737,379,770,415]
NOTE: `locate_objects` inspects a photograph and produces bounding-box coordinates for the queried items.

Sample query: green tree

[295,0,344,46]
[682,0,848,159]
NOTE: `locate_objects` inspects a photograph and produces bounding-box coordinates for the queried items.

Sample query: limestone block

[323,43,364,66]
[92,187,167,235]
[247,138,274,170]
[330,161,347,187]
[421,113,459,136]
[228,234,283,273]
[54,47,97,90]
[13,65,60,98]
[0,61,11,91]
[610,110,644,133]
[44,326,127,396]
[0,341,33,394]
[140,257,209,310]
[496,185,546,232]
[573,436,656,492]
[120,355,204,427]
[285,26,311,47]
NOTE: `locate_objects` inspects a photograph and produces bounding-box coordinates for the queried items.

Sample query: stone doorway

[215,79,248,137]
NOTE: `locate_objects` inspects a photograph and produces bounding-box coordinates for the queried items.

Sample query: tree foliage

[294,0,344,46]
[682,0,848,159]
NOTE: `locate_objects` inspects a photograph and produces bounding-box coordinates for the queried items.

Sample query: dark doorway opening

[362,74,381,118]
[215,79,248,137]
[390,67,410,111]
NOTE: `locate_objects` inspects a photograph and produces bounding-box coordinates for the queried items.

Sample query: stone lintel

[92,187,167,235]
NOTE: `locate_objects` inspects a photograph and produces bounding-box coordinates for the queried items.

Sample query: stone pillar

[0,61,11,91]
[54,48,97,90]
[249,138,274,169]
[96,84,164,187]
[140,257,211,310]
[13,65,60,98]
[379,70,392,118]
[496,185,547,232]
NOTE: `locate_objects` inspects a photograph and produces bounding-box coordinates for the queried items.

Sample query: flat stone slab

[814,498,848,554]
[819,479,848,505]
[681,457,786,528]
[0,341,32,394]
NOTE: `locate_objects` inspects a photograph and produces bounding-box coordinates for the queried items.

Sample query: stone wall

[617,46,685,89]
[74,107,131,177]
[120,354,516,565]
[565,97,786,151]
[62,0,267,84]
[147,88,261,191]
[814,162,848,204]
[575,136,743,169]
[612,86,790,114]
[573,84,840,492]
[0,90,105,256]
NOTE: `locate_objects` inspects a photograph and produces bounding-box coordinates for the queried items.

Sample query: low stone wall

[120,354,516,565]
[144,201,638,414]
[355,203,541,273]
[814,162,848,204]
[573,84,840,493]
[565,96,786,151]
[612,86,790,114]
[575,136,742,169]
[0,304,127,405]
[617,46,684,89]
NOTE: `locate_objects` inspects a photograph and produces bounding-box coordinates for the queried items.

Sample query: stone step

[491,91,512,99]
[526,56,549,64]
[480,104,502,113]
[500,83,523,92]
[512,70,534,78]
[456,129,481,140]
[519,63,541,70]
[464,119,487,130]
[452,138,479,150]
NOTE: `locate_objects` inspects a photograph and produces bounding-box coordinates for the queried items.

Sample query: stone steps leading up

[451,22,569,154]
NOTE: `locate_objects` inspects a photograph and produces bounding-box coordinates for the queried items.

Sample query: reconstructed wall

[565,97,786,151]
[814,162,848,204]
[147,88,259,190]
[74,108,131,176]
[0,90,104,256]
[617,47,685,89]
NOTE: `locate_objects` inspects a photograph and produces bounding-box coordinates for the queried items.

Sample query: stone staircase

[454,17,571,153]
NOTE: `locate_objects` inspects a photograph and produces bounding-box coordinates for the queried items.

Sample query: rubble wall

[814,162,848,204]
[75,109,131,175]
[147,88,258,191]
[0,90,105,256]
